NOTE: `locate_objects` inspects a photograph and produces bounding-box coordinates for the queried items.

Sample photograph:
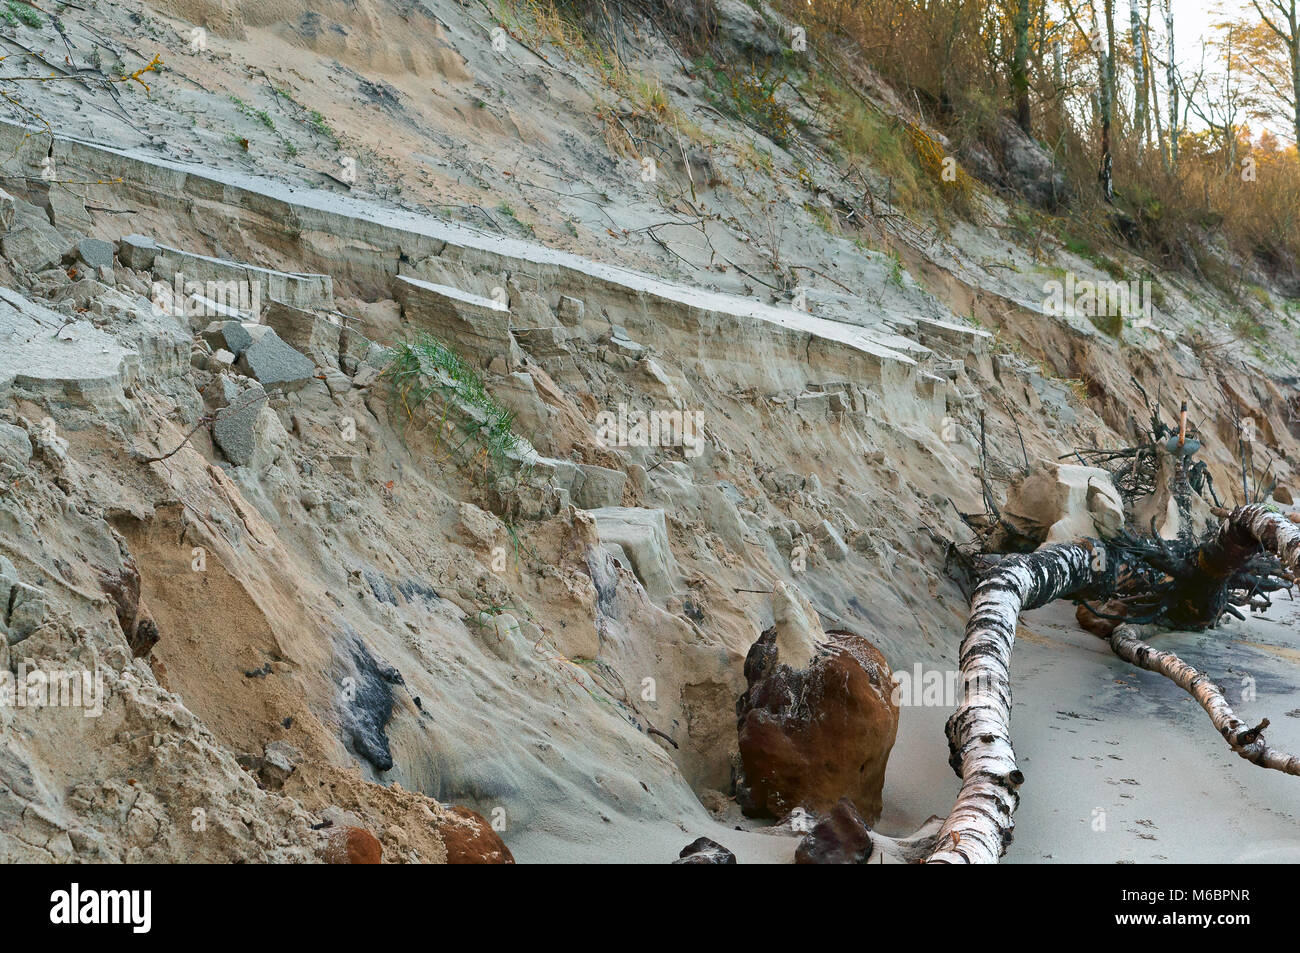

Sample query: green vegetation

[818,77,949,216]
[495,202,536,237]
[806,203,838,236]
[307,109,338,142]
[229,96,276,131]
[1230,309,1268,342]
[6,1,42,27]
[385,333,528,477]
[886,249,906,287]
[698,57,797,147]
[1087,311,1124,339]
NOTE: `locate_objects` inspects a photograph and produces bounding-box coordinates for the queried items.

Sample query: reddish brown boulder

[736,627,897,824]
[321,825,383,864]
[795,797,874,864]
[436,806,515,864]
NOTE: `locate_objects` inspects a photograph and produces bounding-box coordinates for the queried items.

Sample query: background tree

[1011,0,1033,132]
[1244,0,1300,147]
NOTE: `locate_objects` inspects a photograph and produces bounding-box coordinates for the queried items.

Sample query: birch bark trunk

[926,540,1112,863]
[1109,624,1300,774]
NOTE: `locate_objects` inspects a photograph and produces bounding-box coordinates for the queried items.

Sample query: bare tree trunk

[1054,37,1067,136]
[1147,0,1167,161]
[1252,0,1300,147]
[1293,33,1300,148]
[1165,0,1179,165]
[1012,0,1033,133]
[1292,0,1300,148]
[1131,0,1147,151]
[1089,0,1117,200]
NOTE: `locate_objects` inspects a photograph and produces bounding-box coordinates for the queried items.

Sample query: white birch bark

[926,542,1109,863]
[1109,624,1300,774]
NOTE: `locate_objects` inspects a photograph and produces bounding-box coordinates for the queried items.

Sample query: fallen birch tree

[927,503,1300,863]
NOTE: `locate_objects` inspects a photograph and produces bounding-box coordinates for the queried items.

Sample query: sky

[1176,0,1254,60]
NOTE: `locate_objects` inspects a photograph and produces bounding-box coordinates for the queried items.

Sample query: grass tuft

[384,333,529,477]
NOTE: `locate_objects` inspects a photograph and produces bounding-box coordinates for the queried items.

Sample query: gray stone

[321,367,352,396]
[236,328,317,392]
[0,288,138,404]
[3,577,45,645]
[673,836,737,865]
[259,741,301,789]
[813,520,849,561]
[48,187,91,231]
[556,295,585,324]
[393,275,516,368]
[152,244,333,312]
[30,267,71,297]
[609,336,644,359]
[995,115,1069,210]
[118,234,157,270]
[211,383,287,468]
[714,0,783,58]
[767,522,794,555]
[77,238,115,270]
[263,300,340,365]
[512,326,569,358]
[602,541,632,570]
[529,456,581,494]
[700,484,750,551]
[200,320,254,357]
[795,391,832,420]
[575,463,626,509]
[0,421,32,466]
[338,322,380,376]
[0,188,14,231]
[2,226,68,272]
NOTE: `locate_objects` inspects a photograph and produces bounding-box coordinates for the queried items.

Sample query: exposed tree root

[927,504,1300,864]
[1108,624,1300,775]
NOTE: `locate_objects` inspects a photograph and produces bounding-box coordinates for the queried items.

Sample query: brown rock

[736,627,897,824]
[1274,486,1293,505]
[795,797,873,864]
[321,825,383,864]
[436,806,515,864]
